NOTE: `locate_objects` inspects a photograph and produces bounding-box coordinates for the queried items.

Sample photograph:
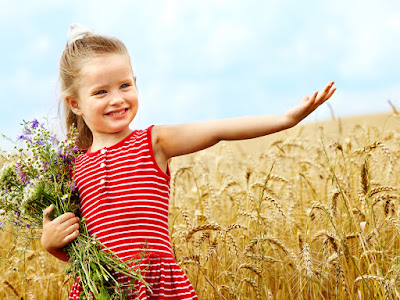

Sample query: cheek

[82,104,102,119]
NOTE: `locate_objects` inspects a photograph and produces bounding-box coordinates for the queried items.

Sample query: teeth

[109,109,125,116]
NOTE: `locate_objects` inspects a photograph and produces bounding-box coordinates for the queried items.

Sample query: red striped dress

[69,126,198,300]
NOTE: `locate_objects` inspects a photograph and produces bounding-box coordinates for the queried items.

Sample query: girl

[41,24,336,300]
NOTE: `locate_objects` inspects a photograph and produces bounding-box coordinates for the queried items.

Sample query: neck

[90,128,133,152]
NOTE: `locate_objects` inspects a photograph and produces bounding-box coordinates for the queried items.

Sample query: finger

[65,222,80,236]
[316,84,333,100]
[310,91,318,103]
[318,81,334,95]
[326,87,336,100]
[326,81,335,90]
[316,86,336,106]
[43,204,54,218]
[42,204,54,225]
[59,216,80,231]
[300,96,310,104]
[52,212,77,225]
[63,229,79,245]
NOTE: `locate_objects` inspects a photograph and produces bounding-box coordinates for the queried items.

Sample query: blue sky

[1,0,400,150]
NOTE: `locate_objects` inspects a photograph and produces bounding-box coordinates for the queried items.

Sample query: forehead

[80,53,132,84]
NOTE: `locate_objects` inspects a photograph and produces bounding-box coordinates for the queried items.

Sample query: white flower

[0,162,16,187]
[22,179,40,205]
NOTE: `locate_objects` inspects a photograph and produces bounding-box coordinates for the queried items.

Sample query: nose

[109,91,124,105]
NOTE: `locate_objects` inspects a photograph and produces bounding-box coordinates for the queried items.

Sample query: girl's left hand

[284,81,336,127]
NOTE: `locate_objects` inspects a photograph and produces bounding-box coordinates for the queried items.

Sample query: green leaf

[99,286,110,300]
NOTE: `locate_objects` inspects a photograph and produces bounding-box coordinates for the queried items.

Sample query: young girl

[41,24,336,300]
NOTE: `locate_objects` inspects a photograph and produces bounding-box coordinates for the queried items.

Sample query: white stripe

[91,218,169,235]
[106,185,169,196]
[80,188,105,212]
[151,292,196,298]
[76,170,106,192]
[105,148,149,164]
[101,160,153,173]
[101,234,171,246]
[95,224,170,239]
[87,212,168,230]
[82,191,169,216]
[107,140,147,157]
[143,274,188,280]
[86,206,169,223]
[94,194,170,206]
[78,161,153,185]
[107,242,172,254]
[102,176,169,190]
[118,249,173,260]
[106,132,147,155]
[106,172,167,183]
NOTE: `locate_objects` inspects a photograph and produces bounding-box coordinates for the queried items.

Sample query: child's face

[68,53,138,140]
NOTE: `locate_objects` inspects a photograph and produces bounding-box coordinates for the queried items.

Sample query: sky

[1,0,400,151]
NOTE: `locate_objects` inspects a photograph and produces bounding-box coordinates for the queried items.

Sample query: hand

[284,81,336,127]
[41,204,80,252]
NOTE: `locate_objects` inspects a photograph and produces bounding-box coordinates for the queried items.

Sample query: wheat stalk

[239,278,261,300]
[237,263,262,277]
[301,243,314,279]
[354,275,385,283]
[186,223,222,241]
[244,253,282,263]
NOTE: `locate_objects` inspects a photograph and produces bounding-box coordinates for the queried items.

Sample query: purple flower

[32,119,39,129]
[73,145,80,153]
[57,148,64,158]
[15,164,29,184]
[25,224,31,229]
[50,135,59,145]
[23,128,32,135]
[35,139,45,146]
[17,135,31,142]
[0,221,4,228]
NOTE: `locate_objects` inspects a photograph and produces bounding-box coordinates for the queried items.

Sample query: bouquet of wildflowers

[0,120,148,299]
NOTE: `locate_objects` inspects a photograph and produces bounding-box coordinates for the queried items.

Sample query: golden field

[1,112,400,299]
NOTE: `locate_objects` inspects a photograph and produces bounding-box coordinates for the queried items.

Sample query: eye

[94,90,106,95]
[120,83,131,89]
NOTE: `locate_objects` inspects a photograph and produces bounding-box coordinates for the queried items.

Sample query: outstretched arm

[152,81,335,166]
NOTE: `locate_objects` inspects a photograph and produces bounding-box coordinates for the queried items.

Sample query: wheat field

[1,112,400,299]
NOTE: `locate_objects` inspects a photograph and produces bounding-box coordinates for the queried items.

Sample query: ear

[65,96,83,116]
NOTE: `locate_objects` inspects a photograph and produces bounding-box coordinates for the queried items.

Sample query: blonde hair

[60,33,129,150]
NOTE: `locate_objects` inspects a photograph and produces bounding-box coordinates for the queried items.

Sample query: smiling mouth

[107,108,128,116]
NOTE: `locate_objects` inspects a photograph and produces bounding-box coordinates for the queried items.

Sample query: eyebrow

[88,78,134,92]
